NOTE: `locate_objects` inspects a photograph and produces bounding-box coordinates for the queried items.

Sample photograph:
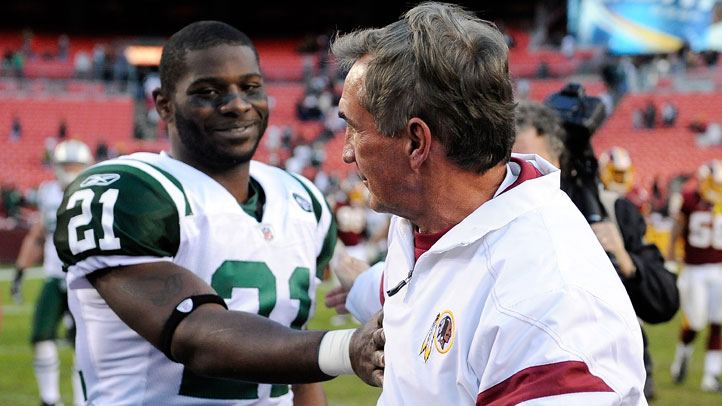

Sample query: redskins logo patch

[419,310,455,362]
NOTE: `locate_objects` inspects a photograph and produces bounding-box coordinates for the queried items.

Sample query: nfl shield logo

[259,224,274,241]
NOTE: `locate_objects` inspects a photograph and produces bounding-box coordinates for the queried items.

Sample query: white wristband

[318,329,355,376]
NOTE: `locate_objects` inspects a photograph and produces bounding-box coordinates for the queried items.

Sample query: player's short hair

[160,21,258,95]
[331,2,515,173]
[514,100,565,163]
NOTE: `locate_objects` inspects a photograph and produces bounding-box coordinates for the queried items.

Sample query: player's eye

[241,83,263,95]
[195,88,220,97]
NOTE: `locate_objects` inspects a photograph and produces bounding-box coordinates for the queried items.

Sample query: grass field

[1,268,720,405]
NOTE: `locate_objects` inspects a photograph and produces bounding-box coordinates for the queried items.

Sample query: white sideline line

[1,304,33,315]
[0,267,44,281]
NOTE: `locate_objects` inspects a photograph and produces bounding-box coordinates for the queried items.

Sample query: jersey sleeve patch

[289,173,337,278]
[54,163,185,268]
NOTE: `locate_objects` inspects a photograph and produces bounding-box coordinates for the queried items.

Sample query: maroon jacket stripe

[476,361,613,406]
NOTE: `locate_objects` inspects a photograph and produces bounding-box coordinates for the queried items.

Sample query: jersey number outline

[688,211,722,250]
[179,260,313,400]
[66,188,121,255]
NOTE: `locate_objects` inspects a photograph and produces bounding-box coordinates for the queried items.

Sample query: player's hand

[11,268,23,304]
[349,309,384,387]
[324,286,349,314]
[330,247,370,291]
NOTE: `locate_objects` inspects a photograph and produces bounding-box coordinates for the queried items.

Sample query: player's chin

[229,141,262,163]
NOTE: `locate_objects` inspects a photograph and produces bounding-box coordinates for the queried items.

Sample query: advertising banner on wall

[568,0,722,54]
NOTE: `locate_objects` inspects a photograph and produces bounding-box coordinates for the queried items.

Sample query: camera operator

[514,93,679,400]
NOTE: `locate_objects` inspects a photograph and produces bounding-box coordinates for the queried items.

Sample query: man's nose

[342,132,356,164]
[219,89,252,115]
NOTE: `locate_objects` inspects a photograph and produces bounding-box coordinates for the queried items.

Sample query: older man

[332,2,647,405]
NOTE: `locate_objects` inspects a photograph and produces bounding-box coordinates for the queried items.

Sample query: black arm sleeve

[614,197,679,324]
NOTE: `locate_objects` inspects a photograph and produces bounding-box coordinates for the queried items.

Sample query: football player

[668,159,722,391]
[13,139,93,406]
[53,21,383,406]
[598,147,636,195]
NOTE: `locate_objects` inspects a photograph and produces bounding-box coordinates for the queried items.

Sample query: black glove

[11,268,23,304]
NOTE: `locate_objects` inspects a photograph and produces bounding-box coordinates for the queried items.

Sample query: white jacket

[369,154,647,405]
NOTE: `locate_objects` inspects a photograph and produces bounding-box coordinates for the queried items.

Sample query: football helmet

[599,147,635,194]
[53,139,93,187]
[697,159,722,205]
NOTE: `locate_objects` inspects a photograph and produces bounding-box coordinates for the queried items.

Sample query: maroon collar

[501,157,543,195]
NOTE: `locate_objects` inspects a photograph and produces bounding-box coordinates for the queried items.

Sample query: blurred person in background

[12,139,93,406]
[334,180,371,262]
[668,159,722,392]
[10,115,22,141]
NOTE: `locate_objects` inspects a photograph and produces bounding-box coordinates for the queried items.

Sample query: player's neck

[169,137,253,203]
[208,165,253,204]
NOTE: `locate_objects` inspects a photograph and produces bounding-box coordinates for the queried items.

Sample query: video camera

[544,83,607,223]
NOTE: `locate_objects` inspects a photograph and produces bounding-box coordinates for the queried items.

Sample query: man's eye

[242,84,262,93]
[196,88,219,96]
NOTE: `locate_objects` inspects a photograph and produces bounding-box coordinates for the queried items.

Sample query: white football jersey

[378,155,647,406]
[36,180,65,279]
[54,152,336,406]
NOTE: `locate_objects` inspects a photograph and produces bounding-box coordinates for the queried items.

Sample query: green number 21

[179,260,313,400]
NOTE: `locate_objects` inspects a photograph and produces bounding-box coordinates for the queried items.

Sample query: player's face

[55,162,89,188]
[339,59,409,215]
[169,44,268,171]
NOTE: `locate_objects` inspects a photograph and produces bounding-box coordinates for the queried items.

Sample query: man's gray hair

[514,100,565,163]
[331,2,516,173]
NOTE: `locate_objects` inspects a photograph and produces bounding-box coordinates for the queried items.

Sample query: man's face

[512,126,558,167]
[339,60,408,215]
[167,44,268,171]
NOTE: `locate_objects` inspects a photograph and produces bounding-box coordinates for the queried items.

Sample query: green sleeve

[54,163,186,268]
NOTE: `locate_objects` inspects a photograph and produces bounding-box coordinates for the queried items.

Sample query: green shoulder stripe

[124,159,193,215]
[54,162,185,267]
[289,173,337,278]
[316,219,337,279]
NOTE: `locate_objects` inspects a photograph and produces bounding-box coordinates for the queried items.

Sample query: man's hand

[11,268,23,304]
[324,286,349,314]
[330,245,370,291]
[349,309,384,387]
[591,221,636,278]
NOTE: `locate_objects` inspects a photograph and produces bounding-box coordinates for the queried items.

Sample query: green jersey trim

[94,158,191,216]
[317,218,337,278]
[289,173,337,278]
[124,159,193,216]
[290,173,323,223]
[55,161,185,267]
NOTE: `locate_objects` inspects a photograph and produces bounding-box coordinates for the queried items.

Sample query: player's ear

[405,117,432,172]
[153,88,173,124]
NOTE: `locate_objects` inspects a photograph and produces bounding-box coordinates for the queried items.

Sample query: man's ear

[152,88,173,124]
[405,117,432,172]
